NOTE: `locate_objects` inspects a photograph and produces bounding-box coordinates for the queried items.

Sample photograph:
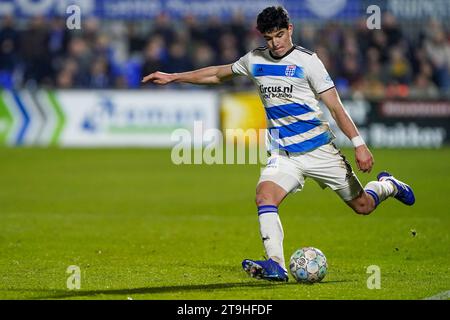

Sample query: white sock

[257,205,286,270]
[365,180,396,207]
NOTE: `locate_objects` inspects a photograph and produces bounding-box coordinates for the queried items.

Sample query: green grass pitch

[0,147,449,300]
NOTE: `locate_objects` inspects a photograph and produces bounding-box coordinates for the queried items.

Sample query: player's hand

[141,71,175,85]
[355,145,374,173]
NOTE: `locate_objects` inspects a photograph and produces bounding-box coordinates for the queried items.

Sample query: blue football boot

[377,171,415,206]
[242,258,288,282]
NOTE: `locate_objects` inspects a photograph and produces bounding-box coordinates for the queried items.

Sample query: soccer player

[142,6,415,282]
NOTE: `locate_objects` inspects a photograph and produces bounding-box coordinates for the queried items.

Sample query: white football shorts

[258,143,363,202]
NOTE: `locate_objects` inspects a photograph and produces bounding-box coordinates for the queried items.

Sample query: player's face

[262,24,294,57]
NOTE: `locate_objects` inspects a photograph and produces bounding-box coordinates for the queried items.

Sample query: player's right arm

[141,64,235,85]
[306,53,373,173]
[320,88,374,173]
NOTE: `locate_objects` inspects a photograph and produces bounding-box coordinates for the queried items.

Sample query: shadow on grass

[5,279,354,300]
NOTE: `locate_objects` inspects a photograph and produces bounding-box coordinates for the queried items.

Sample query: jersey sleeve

[306,54,335,94]
[231,52,251,76]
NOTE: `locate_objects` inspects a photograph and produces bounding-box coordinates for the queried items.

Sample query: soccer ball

[289,247,327,283]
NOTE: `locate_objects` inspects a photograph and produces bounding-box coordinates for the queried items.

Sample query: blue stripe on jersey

[252,64,304,78]
[281,131,332,153]
[266,102,314,120]
[269,119,322,139]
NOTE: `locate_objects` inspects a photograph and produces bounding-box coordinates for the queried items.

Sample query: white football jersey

[231,45,336,153]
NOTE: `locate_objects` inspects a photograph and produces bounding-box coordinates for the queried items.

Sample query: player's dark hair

[256,6,290,34]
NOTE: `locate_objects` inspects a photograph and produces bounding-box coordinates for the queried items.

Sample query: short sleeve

[231,52,251,76]
[306,54,335,94]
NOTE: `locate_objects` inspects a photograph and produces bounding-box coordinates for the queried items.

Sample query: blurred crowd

[1,12,450,99]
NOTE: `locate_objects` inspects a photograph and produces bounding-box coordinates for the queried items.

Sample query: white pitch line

[423,290,450,300]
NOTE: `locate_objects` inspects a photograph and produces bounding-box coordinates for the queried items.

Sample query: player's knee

[255,192,277,207]
[353,201,374,215]
[348,192,376,215]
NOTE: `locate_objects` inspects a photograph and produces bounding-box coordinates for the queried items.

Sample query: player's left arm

[320,88,374,173]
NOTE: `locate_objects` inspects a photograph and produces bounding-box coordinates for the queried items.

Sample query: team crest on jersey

[285,65,297,77]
